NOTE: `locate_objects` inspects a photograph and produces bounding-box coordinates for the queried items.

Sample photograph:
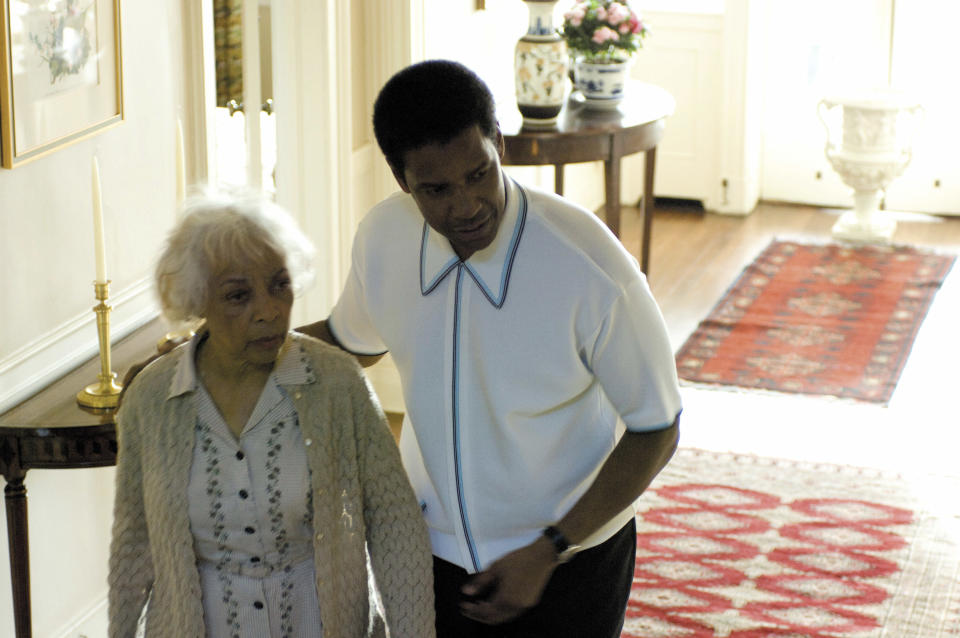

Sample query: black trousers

[433,519,636,638]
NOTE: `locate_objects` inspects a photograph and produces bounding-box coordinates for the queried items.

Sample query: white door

[760,0,892,208]
[195,0,363,319]
[760,0,960,215]
[203,0,276,195]
[883,1,960,214]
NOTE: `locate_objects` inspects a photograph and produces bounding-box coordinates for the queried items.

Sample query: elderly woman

[108,193,435,638]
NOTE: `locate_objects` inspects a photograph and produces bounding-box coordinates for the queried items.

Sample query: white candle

[175,118,186,204]
[92,156,107,283]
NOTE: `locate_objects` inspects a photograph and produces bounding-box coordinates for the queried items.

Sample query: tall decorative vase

[515,0,567,128]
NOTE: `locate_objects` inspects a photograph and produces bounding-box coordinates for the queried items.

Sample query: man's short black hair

[373,60,498,175]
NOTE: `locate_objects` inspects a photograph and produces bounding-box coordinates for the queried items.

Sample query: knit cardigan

[108,333,435,638]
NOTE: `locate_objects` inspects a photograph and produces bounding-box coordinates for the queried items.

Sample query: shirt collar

[419,174,527,308]
[167,331,313,400]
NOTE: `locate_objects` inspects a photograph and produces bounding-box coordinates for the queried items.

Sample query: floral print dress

[186,344,323,638]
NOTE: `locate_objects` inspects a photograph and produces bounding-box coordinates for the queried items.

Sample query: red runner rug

[675,240,955,403]
[625,448,960,637]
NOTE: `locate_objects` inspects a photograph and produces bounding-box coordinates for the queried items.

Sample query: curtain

[214,0,243,107]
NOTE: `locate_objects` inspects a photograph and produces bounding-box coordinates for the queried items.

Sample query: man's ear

[495,126,505,159]
[390,164,410,193]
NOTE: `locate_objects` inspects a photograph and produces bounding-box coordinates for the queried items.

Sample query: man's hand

[295,319,385,368]
[459,536,557,625]
[457,421,679,624]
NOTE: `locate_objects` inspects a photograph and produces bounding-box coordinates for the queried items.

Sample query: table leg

[553,163,564,196]
[640,146,657,275]
[603,157,622,239]
[4,475,31,638]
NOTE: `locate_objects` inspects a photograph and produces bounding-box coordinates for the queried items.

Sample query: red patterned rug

[675,241,955,403]
[625,448,960,637]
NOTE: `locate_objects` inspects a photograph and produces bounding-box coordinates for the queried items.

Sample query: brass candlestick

[76,281,123,409]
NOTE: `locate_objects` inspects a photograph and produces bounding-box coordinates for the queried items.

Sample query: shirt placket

[230,439,276,638]
[233,440,269,577]
[194,419,273,637]
[451,262,481,572]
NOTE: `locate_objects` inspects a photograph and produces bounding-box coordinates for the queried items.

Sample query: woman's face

[203,250,293,370]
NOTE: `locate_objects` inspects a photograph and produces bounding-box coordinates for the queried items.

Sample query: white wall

[0,1,189,635]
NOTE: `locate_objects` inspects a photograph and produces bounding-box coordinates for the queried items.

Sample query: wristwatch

[542,525,582,563]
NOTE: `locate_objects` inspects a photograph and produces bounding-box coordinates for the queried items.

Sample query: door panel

[884,1,960,214]
[760,1,892,207]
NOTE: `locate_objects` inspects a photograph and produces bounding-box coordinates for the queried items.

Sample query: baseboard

[0,276,160,414]
[711,175,760,215]
[48,595,107,638]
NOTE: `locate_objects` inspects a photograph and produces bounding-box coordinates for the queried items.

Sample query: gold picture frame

[0,0,123,169]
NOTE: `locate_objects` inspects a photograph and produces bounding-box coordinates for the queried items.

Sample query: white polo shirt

[329,175,682,573]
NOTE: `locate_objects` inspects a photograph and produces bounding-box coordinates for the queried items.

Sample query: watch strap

[543,525,572,555]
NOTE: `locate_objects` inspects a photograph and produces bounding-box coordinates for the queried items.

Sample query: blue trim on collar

[463,186,527,309]
[419,178,528,309]
[420,222,461,295]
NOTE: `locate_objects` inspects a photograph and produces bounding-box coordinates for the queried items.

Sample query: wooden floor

[614,200,960,476]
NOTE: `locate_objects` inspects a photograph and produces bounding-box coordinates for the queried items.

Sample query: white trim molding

[271,0,349,327]
[53,596,107,638]
[181,0,214,187]
[366,0,423,201]
[0,277,159,414]
[716,0,763,215]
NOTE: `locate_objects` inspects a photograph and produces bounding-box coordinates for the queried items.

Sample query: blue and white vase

[515,0,567,128]
[574,58,631,110]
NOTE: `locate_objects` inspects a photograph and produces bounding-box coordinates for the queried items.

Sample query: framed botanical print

[0,0,123,168]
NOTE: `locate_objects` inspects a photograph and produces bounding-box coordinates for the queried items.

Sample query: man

[299,59,681,637]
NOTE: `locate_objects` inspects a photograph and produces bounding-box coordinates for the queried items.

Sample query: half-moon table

[499,81,675,274]
[0,320,165,638]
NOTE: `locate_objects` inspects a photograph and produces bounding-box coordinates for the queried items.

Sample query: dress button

[294,392,302,399]
[236,451,245,460]
[254,601,264,610]
[245,526,255,534]
[238,490,249,499]
[304,438,312,447]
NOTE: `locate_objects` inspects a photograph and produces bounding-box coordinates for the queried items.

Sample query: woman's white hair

[155,190,315,323]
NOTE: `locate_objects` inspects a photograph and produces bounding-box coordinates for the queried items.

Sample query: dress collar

[419,174,527,308]
[167,331,314,399]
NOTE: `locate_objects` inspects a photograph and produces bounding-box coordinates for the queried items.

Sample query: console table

[0,319,165,638]
[499,81,675,274]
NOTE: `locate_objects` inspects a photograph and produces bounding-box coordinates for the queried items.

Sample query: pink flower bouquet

[562,0,649,63]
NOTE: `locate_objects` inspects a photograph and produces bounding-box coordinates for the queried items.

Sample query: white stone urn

[818,89,923,242]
